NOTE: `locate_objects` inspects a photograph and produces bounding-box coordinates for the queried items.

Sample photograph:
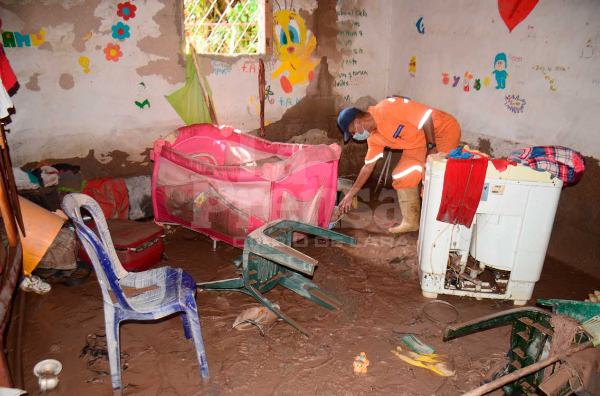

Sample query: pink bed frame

[151,124,340,247]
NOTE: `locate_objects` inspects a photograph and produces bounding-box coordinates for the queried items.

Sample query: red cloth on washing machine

[436,156,488,228]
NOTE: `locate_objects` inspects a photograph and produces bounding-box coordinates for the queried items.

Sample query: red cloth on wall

[82,177,129,219]
[0,45,17,92]
[436,157,488,228]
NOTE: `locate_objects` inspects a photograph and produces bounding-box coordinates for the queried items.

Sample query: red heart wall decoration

[498,0,540,33]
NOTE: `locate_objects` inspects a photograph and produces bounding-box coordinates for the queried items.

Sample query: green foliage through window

[184,0,264,55]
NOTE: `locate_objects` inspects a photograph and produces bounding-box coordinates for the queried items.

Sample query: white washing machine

[418,154,563,305]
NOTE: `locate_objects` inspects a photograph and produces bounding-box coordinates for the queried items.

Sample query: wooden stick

[259,58,266,136]
[188,43,219,125]
[0,170,17,247]
[462,341,594,396]
[0,242,23,387]
[0,124,25,236]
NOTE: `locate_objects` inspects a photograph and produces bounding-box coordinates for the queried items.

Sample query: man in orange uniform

[337,97,461,233]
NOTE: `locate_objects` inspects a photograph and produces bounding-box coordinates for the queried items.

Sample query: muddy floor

[16,217,600,395]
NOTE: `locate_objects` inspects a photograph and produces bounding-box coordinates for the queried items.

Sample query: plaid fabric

[507,146,586,185]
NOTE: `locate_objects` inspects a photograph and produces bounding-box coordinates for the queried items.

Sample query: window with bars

[184,0,271,55]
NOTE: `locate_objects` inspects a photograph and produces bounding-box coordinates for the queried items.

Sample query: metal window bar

[214,1,257,54]
[184,0,208,25]
[195,2,234,52]
[245,28,261,54]
[185,0,217,32]
[187,0,221,37]
[228,7,260,54]
[185,0,263,55]
[212,0,253,53]
[212,0,256,54]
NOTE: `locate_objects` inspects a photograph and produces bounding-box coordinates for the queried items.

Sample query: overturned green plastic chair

[444,307,590,395]
[198,219,356,337]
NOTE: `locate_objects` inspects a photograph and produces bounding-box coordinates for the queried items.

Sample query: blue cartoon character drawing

[492,53,508,89]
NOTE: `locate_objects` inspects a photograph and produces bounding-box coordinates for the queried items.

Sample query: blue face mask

[353,131,370,141]
[352,122,370,141]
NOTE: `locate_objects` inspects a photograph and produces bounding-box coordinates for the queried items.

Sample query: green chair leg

[198,278,245,290]
[279,272,342,311]
[248,286,310,337]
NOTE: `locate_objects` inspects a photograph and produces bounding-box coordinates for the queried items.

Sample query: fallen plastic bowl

[33,359,62,392]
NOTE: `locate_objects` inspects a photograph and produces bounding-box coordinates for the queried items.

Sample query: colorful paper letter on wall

[2,29,44,48]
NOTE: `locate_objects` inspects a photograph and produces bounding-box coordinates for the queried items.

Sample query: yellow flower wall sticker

[271,10,319,93]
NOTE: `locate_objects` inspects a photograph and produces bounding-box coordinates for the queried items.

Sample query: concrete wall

[1,0,187,175]
[386,0,600,160]
[1,0,387,175]
[384,0,600,277]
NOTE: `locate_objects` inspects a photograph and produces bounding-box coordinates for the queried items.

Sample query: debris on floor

[391,346,455,377]
[353,352,369,374]
[199,219,356,337]
[401,333,435,354]
[33,359,62,392]
[16,224,600,395]
[80,333,129,377]
[232,304,280,335]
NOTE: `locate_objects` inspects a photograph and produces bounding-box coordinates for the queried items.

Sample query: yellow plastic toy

[353,352,369,374]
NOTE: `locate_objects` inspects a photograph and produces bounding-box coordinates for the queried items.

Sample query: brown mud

[18,224,599,395]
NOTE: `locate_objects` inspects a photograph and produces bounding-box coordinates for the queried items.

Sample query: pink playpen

[151,124,341,247]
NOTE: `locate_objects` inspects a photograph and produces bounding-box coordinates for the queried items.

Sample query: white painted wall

[332,0,390,105]
[2,1,184,165]
[5,0,597,166]
[3,0,391,165]
[205,0,391,129]
[386,0,600,158]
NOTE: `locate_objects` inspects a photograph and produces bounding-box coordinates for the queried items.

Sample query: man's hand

[338,193,355,214]
[427,147,438,157]
[337,161,376,214]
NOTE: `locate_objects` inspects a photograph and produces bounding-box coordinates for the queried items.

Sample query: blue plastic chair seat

[62,194,209,395]
[118,267,192,314]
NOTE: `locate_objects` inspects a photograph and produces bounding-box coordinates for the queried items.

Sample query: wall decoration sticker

[135,99,150,108]
[483,76,490,87]
[442,73,450,85]
[463,71,473,91]
[474,79,481,91]
[505,94,526,113]
[498,0,539,33]
[271,9,318,93]
[416,17,425,34]
[2,30,45,48]
[409,56,416,77]
[111,22,130,41]
[264,84,275,104]
[452,75,460,87]
[117,2,137,21]
[492,53,508,89]
[78,56,90,73]
[82,31,93,41]
[135,82,149,108]
[103,43,123,62]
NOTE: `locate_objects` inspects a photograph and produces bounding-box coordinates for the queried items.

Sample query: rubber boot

[389,186,421,234]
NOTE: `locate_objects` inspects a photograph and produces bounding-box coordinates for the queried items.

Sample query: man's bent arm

[338,161,376,213]
[423,116,437,154]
